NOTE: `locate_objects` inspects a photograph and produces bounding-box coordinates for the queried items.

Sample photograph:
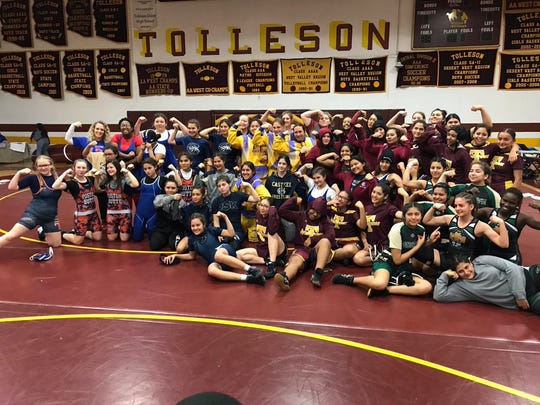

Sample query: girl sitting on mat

[160,212,266,286]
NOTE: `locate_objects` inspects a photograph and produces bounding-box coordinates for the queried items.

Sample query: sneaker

[265,262,277,279]
[246,266,263,278]
[332,274,355,286]
[37,226,46,241]
[366,287,389,298]
[311,268,324,288]
[246,273,266,286]
[274,272,290,292]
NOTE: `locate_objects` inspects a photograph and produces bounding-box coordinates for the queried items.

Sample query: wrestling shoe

[366,287,389,299]
[37,226,46,241]
[246,266,263,279]
[276,250,288,267]
[246,273,266,285]
[332,274,355,286]
[274,272,290,292]
[265,262,277,279]
[311,268,324,287]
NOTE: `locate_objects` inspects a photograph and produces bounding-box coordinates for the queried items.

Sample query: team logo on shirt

[490,155,505,169]
[301,224,321,237]
[331,214,346,229]
[366,215,379,232]
[256,224,267,242]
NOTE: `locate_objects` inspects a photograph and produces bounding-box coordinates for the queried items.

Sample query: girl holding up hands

[423,191,509,271]
[52,159,102,245]
[0,156,62,252]
[94,160,140,241]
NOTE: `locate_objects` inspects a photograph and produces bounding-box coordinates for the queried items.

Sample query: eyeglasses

[337,195,349,201]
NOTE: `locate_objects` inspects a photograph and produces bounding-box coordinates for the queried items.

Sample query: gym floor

[0,167,539,404]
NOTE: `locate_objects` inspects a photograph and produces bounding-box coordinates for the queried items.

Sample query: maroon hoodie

[278,197,335,248]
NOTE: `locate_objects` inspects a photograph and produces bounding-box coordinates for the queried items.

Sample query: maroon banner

[94,0,127,42]
[438,49,497,86]
[63,50,96,98]
[0,52,30,98]
[183,62,229,95]
[396,51,438,87]
[499,53,540,90]
[504,12,540,50]
[232,60,278,94]
[413,0,502,48]
[32,0,66,46]
[97,49,131,97]
[66,0,93,37]
[334,57,387,93]
[30,51,62,99]
[0,0,32,47]
[136,63,180,96]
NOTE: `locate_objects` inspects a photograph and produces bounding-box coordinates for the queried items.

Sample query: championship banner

[183,61,229,95]
[396,51,438,87]
[413,0,502,48]
[66,0,93,37]
[334,57,386,93]
[32,0,66,46]
[98,49,131,97]
[504,12,540,50]
[30,51,62,99]
[136,62,180,96]
[94,0,127,42]
[63,50,96,98]
[438,49,497,87]
[499,53,540,90]
[0,0,32,47]
[281,58,331,93]
[232,60,278,94]
[0,52,30,98]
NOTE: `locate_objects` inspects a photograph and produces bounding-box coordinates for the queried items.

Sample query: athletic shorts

[18,210,59,233]
[74,212,102,236]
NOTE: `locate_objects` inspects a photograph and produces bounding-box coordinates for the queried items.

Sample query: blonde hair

[88,120,111,143]
[34,155,58,178]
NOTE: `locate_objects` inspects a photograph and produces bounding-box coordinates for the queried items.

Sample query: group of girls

[3,107,539,303]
